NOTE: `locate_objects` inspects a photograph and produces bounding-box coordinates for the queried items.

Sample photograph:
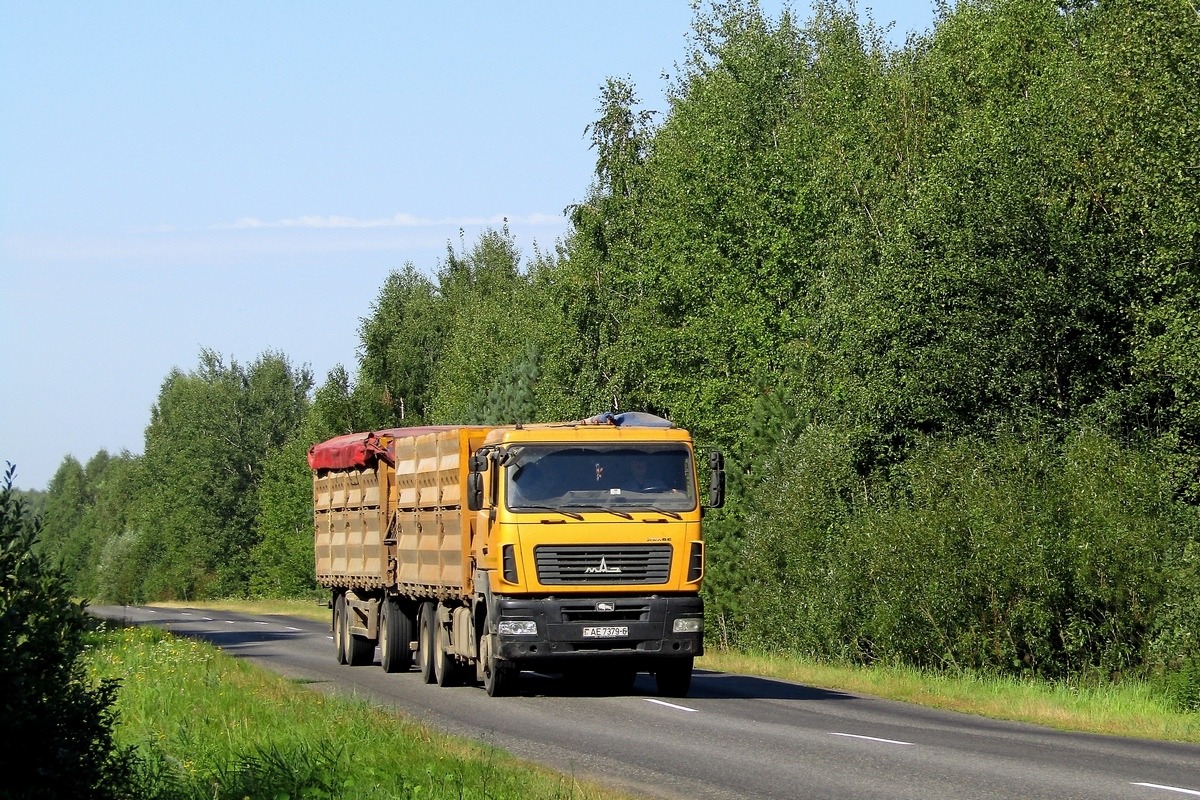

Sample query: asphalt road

[90,605,1200,800]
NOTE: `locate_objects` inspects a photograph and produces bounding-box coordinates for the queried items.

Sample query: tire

[379,597,413,674]
[416,601,437,684]
[433,606,459,687]
[480,625,518,697]
[333,592,348,665]
[341,594,374,667]
[655,657,694,698]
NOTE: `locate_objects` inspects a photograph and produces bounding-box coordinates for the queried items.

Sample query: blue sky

[1,1,935,490]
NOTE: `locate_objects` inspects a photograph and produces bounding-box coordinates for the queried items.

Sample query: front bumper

[494,594,703,666]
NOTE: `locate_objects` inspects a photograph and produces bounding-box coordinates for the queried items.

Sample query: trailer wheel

[416,601,437,684]
[333,592,348,665]
[379,597,413,673]
[655,657,694,698]
[341,595,374,666]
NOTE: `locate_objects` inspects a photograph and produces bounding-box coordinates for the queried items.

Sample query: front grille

[560,601,651,623]
[535,545,672,585]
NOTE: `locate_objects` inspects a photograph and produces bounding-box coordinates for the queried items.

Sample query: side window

[489,459,500,507]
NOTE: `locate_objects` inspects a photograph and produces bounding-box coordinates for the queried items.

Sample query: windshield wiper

[511,505,584,520]
[623,507,683,519]
[562,504,633,520]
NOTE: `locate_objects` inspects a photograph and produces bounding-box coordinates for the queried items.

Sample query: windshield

[505,444,696,514]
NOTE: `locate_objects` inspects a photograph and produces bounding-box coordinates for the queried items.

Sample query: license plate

[582,626,629,638]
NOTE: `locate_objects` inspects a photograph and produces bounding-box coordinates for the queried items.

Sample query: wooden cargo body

[313,427,483,600]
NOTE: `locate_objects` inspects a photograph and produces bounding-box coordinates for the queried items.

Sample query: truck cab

[467,416,721,696]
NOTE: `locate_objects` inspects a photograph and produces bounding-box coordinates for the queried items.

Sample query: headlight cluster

[498,620,537,636]
[672,617,703,634]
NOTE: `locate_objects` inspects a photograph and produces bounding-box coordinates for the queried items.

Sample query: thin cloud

[4,212,572,265]
[220,211,564,230]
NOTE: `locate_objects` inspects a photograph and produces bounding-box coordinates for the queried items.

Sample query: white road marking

[1133,783,1200,797]
[645,698,699,713]
[201,617,213,621]
[285,626,302,631]
[180,612,192,616]
[255,621,269,625]
[225,620,236,625]
[829,732,915,746]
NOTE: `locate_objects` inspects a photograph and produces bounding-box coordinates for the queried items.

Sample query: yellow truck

[308,411,724,696]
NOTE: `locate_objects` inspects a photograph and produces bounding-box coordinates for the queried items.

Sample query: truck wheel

[333,592,348,665]
[433,609,459,687]
[341,595,374,666]
[655,657,694,698]
[379,597,413,673]
[416,601,437,684]
[480,628,517,697]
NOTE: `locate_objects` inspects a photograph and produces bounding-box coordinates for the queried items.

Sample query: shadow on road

[689,669,854,701]
[505,667,854,702]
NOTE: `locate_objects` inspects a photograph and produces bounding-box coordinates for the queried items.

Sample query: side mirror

[707,450,725,509]
[467,472,484,512]
[467,451,488,511]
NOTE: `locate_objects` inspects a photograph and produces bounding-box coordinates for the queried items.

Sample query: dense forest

[28,0,1200,703]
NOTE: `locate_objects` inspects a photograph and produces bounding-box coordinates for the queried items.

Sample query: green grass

[85,625,636,800]
[149,599,1200,743]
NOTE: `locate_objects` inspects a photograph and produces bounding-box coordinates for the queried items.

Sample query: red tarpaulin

[306,426,456,471]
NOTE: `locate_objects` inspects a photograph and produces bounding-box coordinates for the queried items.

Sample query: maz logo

[584,557,622,574]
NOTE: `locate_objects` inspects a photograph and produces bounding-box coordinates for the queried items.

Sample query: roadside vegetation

[24,0,1200,746]
[1,466,137,799]
[84,624,626,800]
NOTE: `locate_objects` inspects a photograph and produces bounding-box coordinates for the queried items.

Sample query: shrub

[0,464,136,799]
[738,429,1191,682]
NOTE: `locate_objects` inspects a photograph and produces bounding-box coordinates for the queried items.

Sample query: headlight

[672,617,703,634]
[498,620,538,636]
